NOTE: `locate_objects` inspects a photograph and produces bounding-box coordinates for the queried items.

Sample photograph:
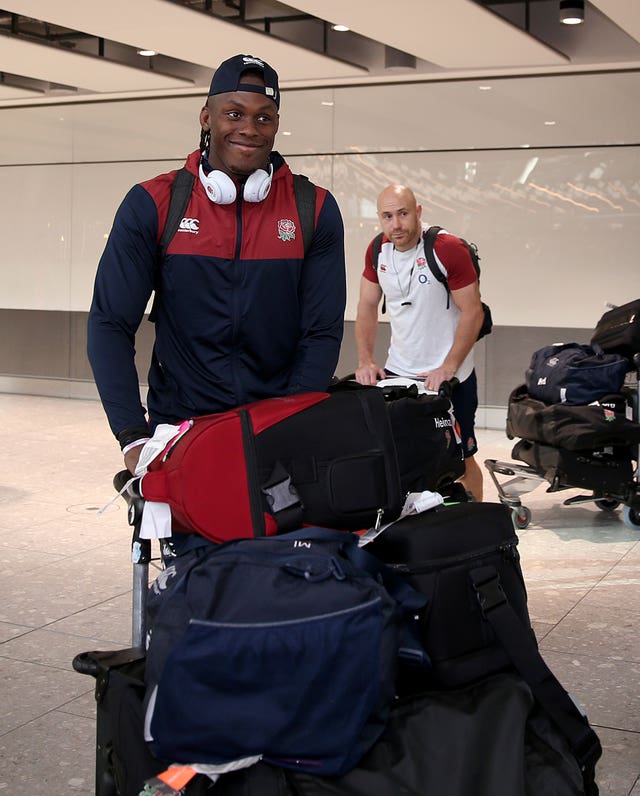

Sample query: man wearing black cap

[88,54,346,475]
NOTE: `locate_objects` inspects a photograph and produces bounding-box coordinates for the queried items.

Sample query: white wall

[1,71,639,322]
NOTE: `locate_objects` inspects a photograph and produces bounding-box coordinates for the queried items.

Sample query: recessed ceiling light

[321,101,334,107]
[478,85,492,91]
[332,24,350,32]
[137,49,157,56]
[544,120,557,126]
[281,131,292,136]
[559,0,584,25]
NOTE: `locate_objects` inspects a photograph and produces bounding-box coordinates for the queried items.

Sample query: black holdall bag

[366,501,531,689]
[526,342,629,406]
[381,386,465,493]
[72,651,594,796]
[72,648,165,796]
[512,438,634,493]
[290,673,590,796]
[591,298,640,358]
[330,378,465,496]
[365,501,602,793]
[506,383,640,451]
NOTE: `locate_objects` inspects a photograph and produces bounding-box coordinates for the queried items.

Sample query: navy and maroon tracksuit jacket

[87,150,346,440]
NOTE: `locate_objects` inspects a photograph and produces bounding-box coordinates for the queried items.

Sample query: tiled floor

[0,393,639,795]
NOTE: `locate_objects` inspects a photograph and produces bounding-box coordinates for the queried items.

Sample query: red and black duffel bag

[140,388,405,542]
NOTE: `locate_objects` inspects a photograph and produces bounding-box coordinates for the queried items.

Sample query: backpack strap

[470,565,602,793]
[422,225,451,309]
[292,173,316,256]
[159,167,195,260]
[149,167,195,323]
[371,232,384,270]
[370,232,386,314]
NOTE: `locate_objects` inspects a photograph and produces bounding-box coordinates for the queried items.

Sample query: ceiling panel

[0,82,43,100]
[0,0,367,84]
[0,34,194,92]
[285,0,568,68]
[590,0,640,43]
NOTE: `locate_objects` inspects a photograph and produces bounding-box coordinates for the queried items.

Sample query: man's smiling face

[200,73,279,177]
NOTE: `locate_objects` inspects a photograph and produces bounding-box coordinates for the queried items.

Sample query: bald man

[355,184,485,501]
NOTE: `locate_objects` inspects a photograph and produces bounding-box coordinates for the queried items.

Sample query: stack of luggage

[74,379,603,795]
[500,300,640,521]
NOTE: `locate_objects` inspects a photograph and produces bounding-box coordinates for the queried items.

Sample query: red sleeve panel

[362,237,381,283]
[433,233,477,291]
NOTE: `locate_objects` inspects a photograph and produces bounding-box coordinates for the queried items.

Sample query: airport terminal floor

[0,392,639,795]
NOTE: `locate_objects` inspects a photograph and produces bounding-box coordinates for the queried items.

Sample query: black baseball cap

[208,54,280,109]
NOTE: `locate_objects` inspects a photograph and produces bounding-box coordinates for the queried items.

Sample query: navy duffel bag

[143,528,429,777]
[526,342,628,405]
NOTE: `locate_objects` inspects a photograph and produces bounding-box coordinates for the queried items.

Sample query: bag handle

[283,527,427,610]
[283,527,431,667]
[469,565,601,793]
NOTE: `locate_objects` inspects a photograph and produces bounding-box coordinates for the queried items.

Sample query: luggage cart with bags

[71,380,604,795]
[485,300,640,531]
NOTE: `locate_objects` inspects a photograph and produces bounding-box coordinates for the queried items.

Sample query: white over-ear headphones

[198,162,273,204]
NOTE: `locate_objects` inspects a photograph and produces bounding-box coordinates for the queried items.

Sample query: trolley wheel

[622,505,640,530]
[595,498,620,512]
[511,506,531,530]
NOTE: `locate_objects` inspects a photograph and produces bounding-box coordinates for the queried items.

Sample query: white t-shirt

[365,229,476,382]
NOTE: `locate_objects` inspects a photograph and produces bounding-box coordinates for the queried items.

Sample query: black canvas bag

[72,651,594,796]
[506,384,640,450]
[383,389,465,493]
[72,649,165,796]
[366,502,531,688]
[329,379,465,496]
[591,298,640,358]
[254,387,405,531]
[512,438,634,493]
[365,501,602,792]
[290,674,589,796]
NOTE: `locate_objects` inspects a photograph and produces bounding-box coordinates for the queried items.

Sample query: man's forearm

[355,309,379,367]
[442,305,484,373]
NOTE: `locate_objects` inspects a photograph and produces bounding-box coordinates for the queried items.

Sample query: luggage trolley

[72,473,162,796]
[485,353,640,532]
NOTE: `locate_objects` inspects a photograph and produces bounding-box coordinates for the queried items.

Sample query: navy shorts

[451,370,479,459]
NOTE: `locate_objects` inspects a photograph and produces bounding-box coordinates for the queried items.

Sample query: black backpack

[149,167,317,321]
[371,225,493,340]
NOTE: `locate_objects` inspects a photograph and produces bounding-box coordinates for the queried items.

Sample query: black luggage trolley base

[485,354,640,532]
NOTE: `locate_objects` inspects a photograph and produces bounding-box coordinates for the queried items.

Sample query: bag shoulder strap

[370,232,386,314]
[149,167,195,323]
[292,173,316,256]
[422,225,450,309]
[470,565,601,792]
[371,232,384,270]
[158,167,195,261]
